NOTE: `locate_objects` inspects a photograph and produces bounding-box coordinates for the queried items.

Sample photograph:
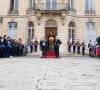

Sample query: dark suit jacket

[3,39,8,47]
[54,39,62,48]
[42,40,48,49]
[0,40,2,45]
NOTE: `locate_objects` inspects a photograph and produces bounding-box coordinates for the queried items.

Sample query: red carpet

[40,51,61,58]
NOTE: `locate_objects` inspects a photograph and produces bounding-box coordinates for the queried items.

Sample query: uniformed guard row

[68,39,86,56]
[68,39,100,58]
[0,35,25,58]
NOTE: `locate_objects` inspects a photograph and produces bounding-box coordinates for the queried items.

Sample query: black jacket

[54,39,62,48]
[3,39,8,47]
[41,40,48,48]
[0,40,2,45]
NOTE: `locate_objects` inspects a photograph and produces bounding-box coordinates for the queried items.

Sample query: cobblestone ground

[0,57,100,90]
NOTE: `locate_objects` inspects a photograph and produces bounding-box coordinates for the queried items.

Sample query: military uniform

[73,41,76,53]
[68,41,71,52]
[82,42,86,56]
[30,42,33,53]
[34,40,38,52]
[88,42,92,56]
[77,41,81,54]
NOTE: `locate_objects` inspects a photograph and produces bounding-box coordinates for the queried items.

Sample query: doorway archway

[45,20,57,51]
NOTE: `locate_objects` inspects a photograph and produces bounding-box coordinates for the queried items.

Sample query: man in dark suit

[0,37,4,58]
[3,35,8,57]
[42,37,48,58]
[54,36,62,58]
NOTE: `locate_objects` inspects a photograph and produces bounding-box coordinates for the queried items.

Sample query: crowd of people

[88,40,100,58]
[68,39,100,58]
[0,35,24,58]
[0,35,100,58]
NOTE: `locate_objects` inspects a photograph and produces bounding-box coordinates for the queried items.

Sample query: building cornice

[1,14,100,19]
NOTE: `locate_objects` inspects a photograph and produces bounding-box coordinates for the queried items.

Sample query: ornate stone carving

[11,18,14,22]
[88,17,93,22]
[47,13,55,20]
[61,11,66,20]
[45,20,57,27]
[36,12,41,20]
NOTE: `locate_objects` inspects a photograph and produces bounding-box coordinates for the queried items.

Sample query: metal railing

[35,3,67,11]
[26,3,77,14]
[85,10,96,15]
[8,10,19,15]
[26,7,35,14]
[67,7,77,13]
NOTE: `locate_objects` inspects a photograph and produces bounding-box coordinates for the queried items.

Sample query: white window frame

[86,22,96,47]
[45,0,57,10]
[85,0,95,11]
[30,0,34,8]
[68,0,74,11]
[10,0,18,11]
[8,22,17,39]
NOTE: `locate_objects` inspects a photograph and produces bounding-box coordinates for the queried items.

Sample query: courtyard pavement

[0,57,100,90]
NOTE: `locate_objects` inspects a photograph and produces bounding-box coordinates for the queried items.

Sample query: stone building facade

[0,0,100,54]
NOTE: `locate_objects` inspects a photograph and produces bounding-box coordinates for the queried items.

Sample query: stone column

[57,21,68,56]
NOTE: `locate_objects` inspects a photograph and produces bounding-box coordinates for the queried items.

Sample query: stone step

[27,52,89,57]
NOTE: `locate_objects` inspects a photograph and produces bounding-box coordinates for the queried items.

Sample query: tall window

[85,0,94,13]
[10,0,18,11]
[46,0,57,10]
[86,22,96,46]
[68,0,74,11]
[68,22,75,43]
[30,0,35,8]
[8,22,17,39]
[27,21,34,41]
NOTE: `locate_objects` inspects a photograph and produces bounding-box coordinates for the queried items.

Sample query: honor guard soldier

[77,39,81,54]
[88,40,92,56]
[72,40,76,53]
[30,41,33,53]
[34,37,38,52]
[82,39,86,56]
[68,40,71,52]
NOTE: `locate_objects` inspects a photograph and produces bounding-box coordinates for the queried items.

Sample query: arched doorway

[68,22,76,43]
[27,21,34,43]
[45,20,57,51]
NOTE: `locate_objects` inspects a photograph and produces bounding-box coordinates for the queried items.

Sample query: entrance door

[45,27,57,51]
